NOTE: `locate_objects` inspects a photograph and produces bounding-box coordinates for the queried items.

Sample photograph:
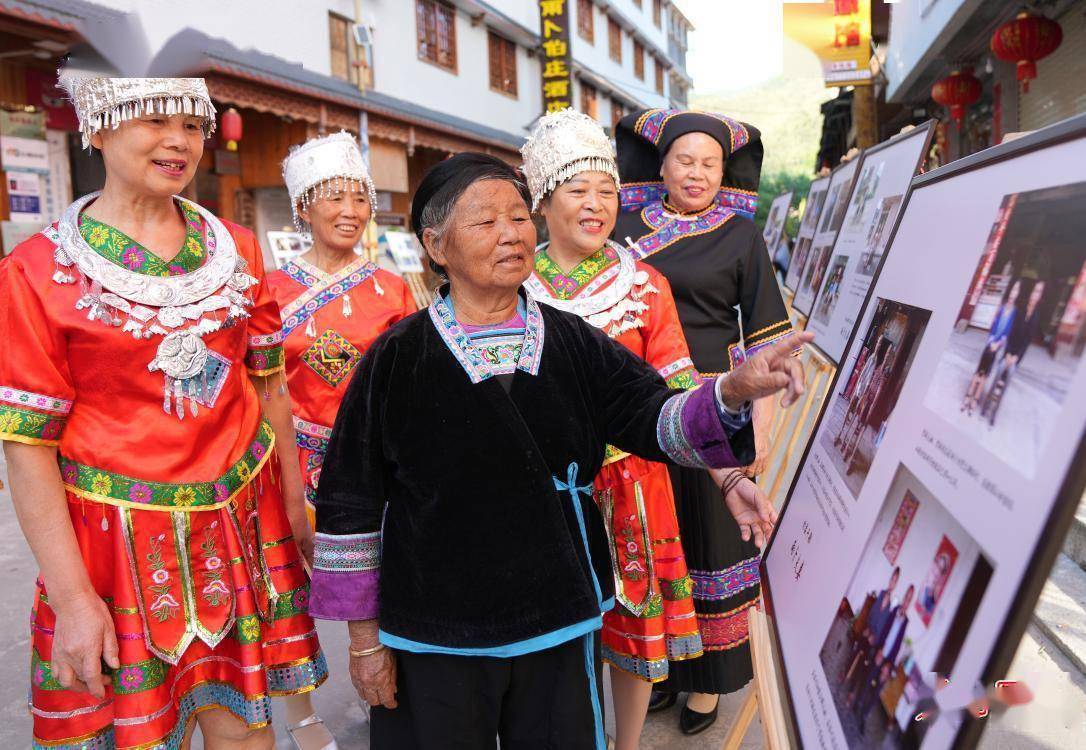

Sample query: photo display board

[792,160,860,316]
[805,124,934,364]
[762,115,1086,750]
[784,175,831,293]
[763,190,794,255]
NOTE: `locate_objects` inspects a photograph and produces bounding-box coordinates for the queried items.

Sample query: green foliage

[693,75,833,240]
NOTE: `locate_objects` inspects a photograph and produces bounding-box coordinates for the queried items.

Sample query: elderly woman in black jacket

[307,153,812,750]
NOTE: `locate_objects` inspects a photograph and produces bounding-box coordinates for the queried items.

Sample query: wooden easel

[758,338,837,504]
[721,606,792,750]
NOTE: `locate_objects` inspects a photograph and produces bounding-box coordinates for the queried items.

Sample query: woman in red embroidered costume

[521,110,776,750]
[0,75,325,749]
[268,132,415,525]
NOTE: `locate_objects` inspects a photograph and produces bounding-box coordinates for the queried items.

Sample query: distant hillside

[694,76,835,232]
[694,75,831,177]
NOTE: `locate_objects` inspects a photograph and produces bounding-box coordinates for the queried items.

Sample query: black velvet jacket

[310,292,754,650]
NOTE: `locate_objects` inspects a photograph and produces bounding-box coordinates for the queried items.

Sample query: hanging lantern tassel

[932,68,982,130]
[991,11,1063,94]
[221,107,244,152]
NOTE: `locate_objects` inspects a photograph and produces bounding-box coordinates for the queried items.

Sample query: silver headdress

[520,109,620,211]
[59,74,217,149]
[282,131,378,235]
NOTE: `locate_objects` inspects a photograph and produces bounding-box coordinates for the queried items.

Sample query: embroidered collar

[533,244,620,300]
[428,287,545,384]
[527,240,641,319]
[630,199,736,260]
[283,253,371,288]
[78,201,206,277]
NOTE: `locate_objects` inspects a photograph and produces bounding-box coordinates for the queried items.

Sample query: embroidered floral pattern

[655,389,706,468]
[30,650,64,691]
[301,329,362,387]
[200,521,229,606]
[660,575,694,601]
[146,534,180,622]
[633,109,750,152]
[113,657,168,695]
[534,246,620,299]
[236,614,262,644]
[0,404,66,443]
[79,201,206,277]
[0,386,72,414]
[60,420,274,508]
[620,182,758,218]
[689,557,760,601]
[272,585,312,621]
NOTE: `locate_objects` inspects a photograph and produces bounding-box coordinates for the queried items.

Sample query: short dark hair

[410,152,530,276]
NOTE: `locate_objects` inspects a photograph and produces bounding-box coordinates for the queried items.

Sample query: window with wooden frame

[329,13,357,85]
[655,57,665,94]
[416,0,457,71]
[577,0,594,43]
[611,99,625,130]
[653,0,662,27]
[608,17,622,63]
[580,81,598,120]
[488,31,518,97]
[633,39,645,80]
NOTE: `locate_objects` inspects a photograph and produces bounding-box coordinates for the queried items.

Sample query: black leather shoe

[647,691,678,713]
[679,701,719,735]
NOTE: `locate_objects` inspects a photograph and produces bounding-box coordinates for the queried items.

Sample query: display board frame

[784,175,832,293]
[804,122,935,366]
[760,113,1086,750]
[790,159,863,316]
[763,190,795,257]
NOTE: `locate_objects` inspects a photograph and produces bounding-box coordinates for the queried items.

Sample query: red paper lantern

[991,11,1062,93]
[931,68,982,128]
[220,107,243,151]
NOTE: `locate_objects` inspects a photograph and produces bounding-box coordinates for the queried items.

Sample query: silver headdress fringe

[59,75,217,149]
[521,108,621,211]
[282,131,377,236]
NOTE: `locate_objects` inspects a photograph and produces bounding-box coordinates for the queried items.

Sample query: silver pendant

[148,331,209,419]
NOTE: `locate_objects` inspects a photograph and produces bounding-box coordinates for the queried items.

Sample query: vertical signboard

[539,0,573,114]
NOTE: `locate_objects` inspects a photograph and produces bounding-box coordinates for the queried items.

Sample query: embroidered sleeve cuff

[308,532,381,621]
[658,357,700,390]
[0,387,71,445]
[713,374,752,435]
[245,344,285,376]
[656,383,753,469]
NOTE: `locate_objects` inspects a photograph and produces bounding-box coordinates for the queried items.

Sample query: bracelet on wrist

[349,643,386,658]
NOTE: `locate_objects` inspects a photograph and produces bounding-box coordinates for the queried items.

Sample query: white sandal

[286,713,339,750]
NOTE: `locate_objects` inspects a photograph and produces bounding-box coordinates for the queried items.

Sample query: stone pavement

[1,450,1083,749]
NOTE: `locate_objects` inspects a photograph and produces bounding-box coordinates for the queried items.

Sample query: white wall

[571,0,670,114]
[844,464,985,676]
[884,0,984,102]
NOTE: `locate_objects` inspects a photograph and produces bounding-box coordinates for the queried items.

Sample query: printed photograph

[800,243,832,301]
[848,161,885,230]
[820,298,932,497]
[819,464,994,749]
[764,203,784,244]
[802,183,831,235]
[813,254,849,325]
[925,181,1086,477]
[819,181,848,235]
[859,195,903,277]
[786,236,815,291]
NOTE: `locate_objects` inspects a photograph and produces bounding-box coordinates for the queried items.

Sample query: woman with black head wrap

[615,110,794,734]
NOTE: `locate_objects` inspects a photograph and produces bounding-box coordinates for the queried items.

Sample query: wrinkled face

[300,184,371,252]
[660,131,724,213]
[426,179,536,295]
[541,172,618,259]
[92,114,205,197]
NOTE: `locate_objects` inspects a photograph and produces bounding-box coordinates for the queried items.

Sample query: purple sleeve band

[308,569,380,621]
[680,381,740,468]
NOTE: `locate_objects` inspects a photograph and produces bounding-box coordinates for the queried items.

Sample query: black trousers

[370,634,605,750]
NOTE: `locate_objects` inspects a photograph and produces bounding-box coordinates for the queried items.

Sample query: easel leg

[721,689,759,750]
